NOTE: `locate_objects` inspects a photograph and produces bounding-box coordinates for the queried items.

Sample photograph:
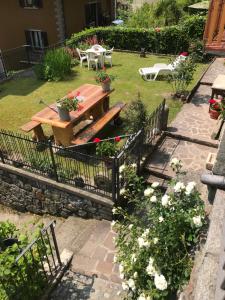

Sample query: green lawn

[0,52,207,132]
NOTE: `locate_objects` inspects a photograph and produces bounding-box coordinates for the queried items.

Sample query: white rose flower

[131,163,137,168]
[142,228,150,237]
[128,224,133,230]
[138,237,149,248]
[131,253,137,263]
[144,188,154,197]
[119,175,123,179]
[161,194,170,207]
[113,255,117,263]
[134,271,138,279]
[138,293,146,300]
[192,215,202,227]
[150,195,157,203]
[185,181,196,195]
[170,158,179,166]
[154,273,168,291]
[146,257,156,276]
[112,207,117,214]
[159,216,164,223]
[120,272,124,279]
[122,282,129,290]
[111,220,116,228]
[120,188,126,195]
[153,237,159,244]
[128,278,136,291]
[119,264,124,274]
[119,164,126,173]
[174,182,185,193]
[152,182,159,188]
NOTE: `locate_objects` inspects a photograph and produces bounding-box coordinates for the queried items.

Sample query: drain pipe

[201,173,225,203]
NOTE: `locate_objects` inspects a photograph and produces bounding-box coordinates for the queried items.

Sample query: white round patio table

[86,48,106,68]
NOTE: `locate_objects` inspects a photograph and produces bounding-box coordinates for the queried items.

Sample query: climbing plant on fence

[67,15,206,54]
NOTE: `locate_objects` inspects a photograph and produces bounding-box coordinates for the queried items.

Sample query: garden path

[145,57,225,206]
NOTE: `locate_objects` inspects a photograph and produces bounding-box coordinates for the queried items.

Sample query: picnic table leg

[33,125,46,142]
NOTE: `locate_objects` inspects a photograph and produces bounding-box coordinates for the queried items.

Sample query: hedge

[67,15,206,55]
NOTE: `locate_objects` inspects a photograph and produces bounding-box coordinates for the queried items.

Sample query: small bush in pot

[95,68,115,92]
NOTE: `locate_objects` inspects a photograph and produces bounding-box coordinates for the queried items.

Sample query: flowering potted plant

[208,98,221,119]
[56,91,81,121]
[94,136,121,168]
[95,68,115,92]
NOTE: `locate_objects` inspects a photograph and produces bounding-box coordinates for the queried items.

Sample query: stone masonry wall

[0,163,113,220]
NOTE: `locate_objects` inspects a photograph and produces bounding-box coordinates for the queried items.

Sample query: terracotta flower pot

[209,108,220,120]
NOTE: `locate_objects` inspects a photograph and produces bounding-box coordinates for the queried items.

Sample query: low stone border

[192,189,225,300]
[0,163,113,220]
[187,57,216,103]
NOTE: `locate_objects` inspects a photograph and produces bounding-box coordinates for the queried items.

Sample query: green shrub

[35,48,72,81]
[67,15,206,54]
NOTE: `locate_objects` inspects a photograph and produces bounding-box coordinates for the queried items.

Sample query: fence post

[48,140,58,182]
[50,222,62,266]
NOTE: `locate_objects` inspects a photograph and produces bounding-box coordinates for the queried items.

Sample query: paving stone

[96,261,114,275]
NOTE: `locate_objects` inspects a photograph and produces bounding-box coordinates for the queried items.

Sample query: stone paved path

[168,84,219,145]
[201,58,225,84]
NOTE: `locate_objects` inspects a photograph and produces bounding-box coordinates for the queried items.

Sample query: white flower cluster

[146,257,156,276]
[120,188,126,195]
[144,187,154,197]
[122,278,136,291]
[119,164,126,173]
[138,293,152,300]
[185,181,196,195]
[174,181,185,193]
[170,157,183,169]
[161,194,171,207]
[151,182,159,188]
[154,273,168,291]
[192,215,202,227]
[138,229,150,248]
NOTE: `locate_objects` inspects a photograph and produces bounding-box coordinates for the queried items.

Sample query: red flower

[180,52,189,56]
[77,104,83,111]
[93,138,101,143]
[76,91,80,96]
[155,27,161,32]
[209,99,216,104]
[115,136,121,142]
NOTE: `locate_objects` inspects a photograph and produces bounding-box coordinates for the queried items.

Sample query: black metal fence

[0,129,114,199]
[0,220,61,300]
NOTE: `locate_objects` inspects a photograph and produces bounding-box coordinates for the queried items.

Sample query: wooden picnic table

[21,84,126,147]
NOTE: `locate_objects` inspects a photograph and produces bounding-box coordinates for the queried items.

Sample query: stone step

[144,172,169,192]
[55,216,98,254]
[50,269,123,300]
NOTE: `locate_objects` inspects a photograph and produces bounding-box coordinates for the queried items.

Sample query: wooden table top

[32,84,113,129]
[212,75,225,90]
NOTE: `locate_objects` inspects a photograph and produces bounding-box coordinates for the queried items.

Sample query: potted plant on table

[95,68,115,92]
[56,92,81,121]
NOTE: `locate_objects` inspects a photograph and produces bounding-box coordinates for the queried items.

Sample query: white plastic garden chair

[139,55,187,81]
[104,47,114,67]
[91,44,104,51]
[87,51,99,70]
[76,48,87,67]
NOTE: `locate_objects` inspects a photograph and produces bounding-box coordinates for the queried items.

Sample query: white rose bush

[113,159,205,299]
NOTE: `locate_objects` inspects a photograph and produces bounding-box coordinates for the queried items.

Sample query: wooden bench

[71,102,125,145]
[20,120,46,141]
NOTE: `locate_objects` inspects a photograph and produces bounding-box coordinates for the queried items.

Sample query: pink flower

[180,52,189,56]
[209,99,216,104]
[115,136,121,142]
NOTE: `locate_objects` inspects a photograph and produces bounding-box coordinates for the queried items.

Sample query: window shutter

[24,30,31,46]
[19,0,25,7]
[41,32,48,47]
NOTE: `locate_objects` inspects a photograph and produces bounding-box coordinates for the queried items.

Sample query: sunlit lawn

[0,52,207,133]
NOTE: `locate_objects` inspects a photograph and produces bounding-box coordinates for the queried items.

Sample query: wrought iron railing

[0,220,61,300]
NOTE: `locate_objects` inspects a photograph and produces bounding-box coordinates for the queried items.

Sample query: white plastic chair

[87,51,99,70]
[139,55,187,81]
[76,48,87,67]
[104,47,114,67]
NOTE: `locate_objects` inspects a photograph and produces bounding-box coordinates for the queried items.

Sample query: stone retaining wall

[0,163,113,220]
